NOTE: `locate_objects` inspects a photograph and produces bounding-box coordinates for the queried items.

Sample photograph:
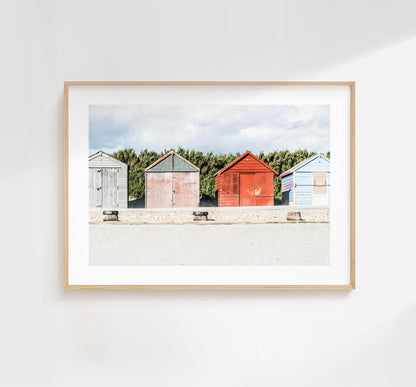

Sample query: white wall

[1,1,416,386]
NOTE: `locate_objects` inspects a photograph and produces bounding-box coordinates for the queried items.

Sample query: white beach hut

[88,150,128,208]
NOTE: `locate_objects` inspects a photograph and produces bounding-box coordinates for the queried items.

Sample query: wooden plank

[312,173,328,195]
[216,151,278,176]
[65,81,355,86]
[219,196,239,207]
[254,172,274,196]
[93,169,102,207]
[256,196,274,206]
[240,173,256,206]
[64,83,68,287]
[293,171,296,205]
[146,172,173,208]
[65,284,355,290]
[221,197,239,203]
[172,172,199,208]
[108,168,118,207]
[224,161,270,173]
[350,82,356,289]
[118,167,128,208]
[218,173,239,207]
[214,176,220,190]
[89,155,125,168]
[221,173,239,196]
[231,173,239,195]
[88,169,94,207]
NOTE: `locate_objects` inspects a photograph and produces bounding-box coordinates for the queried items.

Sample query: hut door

[240,173,256,206]
[106,168,119,208]
[312,173,328,205]
[89,168,103,207]
[146,172,173,208]
[172,172,199,208]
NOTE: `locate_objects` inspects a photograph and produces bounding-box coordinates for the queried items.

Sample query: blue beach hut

[280,154,330,206]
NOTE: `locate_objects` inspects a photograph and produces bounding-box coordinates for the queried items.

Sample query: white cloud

[89,104,330,155]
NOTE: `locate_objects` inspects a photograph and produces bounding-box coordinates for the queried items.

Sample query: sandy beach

[89,223,330,266]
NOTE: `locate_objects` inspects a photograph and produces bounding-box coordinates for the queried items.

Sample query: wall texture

[1,1,416,386]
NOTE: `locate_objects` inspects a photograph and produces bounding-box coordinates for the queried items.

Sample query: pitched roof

[214,151,279,177]
[88,150,127,167]
[279,154,330,178]
[145,152,200,172]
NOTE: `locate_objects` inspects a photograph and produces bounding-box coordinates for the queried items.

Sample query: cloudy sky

[89,105,330,155]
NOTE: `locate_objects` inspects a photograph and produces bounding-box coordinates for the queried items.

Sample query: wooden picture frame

[64,81,355,289]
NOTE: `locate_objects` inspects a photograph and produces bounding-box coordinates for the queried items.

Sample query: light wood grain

[350,82,356,289]
[64,81,355,87]
[65,284,354,290]
[64,83,69,288]
[64,81,356,290]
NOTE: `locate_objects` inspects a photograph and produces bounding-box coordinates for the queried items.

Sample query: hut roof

[88,150,127,167]
[280,154,330,178]
[145,152,200,172]
[214,151,279,177]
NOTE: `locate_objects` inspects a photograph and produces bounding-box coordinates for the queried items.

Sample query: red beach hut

[214,151,278,207]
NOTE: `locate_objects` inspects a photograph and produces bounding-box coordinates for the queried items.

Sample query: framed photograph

[64,81,355,289]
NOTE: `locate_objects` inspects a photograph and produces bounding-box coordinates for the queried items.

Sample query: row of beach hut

[89,150,330,209]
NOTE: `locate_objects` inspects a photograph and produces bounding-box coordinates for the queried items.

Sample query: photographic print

[88,104,331,266]
[65,82,354,288]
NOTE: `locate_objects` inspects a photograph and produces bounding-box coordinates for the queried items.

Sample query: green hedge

[112,148,330,202]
